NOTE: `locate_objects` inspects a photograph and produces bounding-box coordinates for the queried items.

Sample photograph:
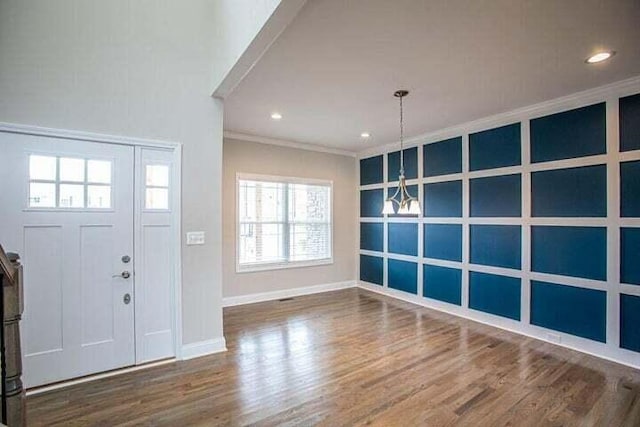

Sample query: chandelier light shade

[382,90,421,215]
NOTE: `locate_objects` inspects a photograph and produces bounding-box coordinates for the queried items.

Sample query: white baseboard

[27,358,176,396]
[181,337,227,360]
[357,281,640,370]
[223,280,357,307]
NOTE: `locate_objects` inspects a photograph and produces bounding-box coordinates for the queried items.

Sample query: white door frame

[0,122,184,361]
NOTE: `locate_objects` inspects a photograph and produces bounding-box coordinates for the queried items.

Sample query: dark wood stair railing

[0,244,25,426]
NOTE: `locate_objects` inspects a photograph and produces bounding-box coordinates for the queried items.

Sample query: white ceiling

[223,0,640,152]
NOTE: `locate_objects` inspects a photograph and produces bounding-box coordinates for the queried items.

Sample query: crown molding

[357,74,640,159]
[223,131,357,157]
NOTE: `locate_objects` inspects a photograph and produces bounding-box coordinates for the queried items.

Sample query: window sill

[236,258,333,274]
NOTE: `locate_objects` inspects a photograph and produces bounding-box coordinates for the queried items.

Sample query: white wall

[211,0,281,90]
[223,138,357,299]
[0,1,279,350]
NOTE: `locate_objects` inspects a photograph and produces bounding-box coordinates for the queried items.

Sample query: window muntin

[237,176,332,271]
[144,164,170,210]
[28,154,113,209]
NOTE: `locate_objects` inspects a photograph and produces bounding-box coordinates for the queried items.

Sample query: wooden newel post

[1,249,25,427]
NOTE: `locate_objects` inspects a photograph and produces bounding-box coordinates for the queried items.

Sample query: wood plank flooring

[27,288,640,426]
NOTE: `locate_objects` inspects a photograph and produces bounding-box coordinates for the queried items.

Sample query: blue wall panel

[387,185,419,218]
[469,123,521,171]
[469,272,521,320]
[470,225,522,270]
[530,281,606,342]
[531,226,607,281]
[388,147,418,181]
[530,103,606,163]
[388,259,418,295]
[360,222,384,252]
[424,224,462,261]
[621,227,640,285]
[621,293,640,353]
[620,93,640,152]
[470,174,522,217]
[531,165,607,217]
[360,155,383,185]
[360,189,383,218]
[423,265,462,306]
[360,255,383,286]
[621,160,640,217]
[388,223,418,256]
[424,180,462,217]
[423,137,462,177]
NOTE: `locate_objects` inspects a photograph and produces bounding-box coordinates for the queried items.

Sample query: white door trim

[0,122,184,363]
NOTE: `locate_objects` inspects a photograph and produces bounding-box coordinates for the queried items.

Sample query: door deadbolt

[121,255,131,263]
[123,293,131,304]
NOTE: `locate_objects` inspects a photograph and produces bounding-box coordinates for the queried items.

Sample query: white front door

[0,132,135,387]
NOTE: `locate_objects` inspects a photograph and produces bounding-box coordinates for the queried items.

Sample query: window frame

[143,161,172,212]
[236,172,334,273]
[24,152,115,212]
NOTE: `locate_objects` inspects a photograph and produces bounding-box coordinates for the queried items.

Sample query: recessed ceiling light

[586,51,615,64]
[271,112,282,120]
[360,132,370,138]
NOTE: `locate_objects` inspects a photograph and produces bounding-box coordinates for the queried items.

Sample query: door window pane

[146,165,169,187]
[59,184,85,208]
[87,185,111,208]
[59,158,85,182]
[28,155,113,209]
[29,155,57,181]
[145,188,168,210]
[29,182,56,207]
[88,160,112,184]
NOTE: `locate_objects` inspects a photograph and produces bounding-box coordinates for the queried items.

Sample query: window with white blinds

[237,174,332,272]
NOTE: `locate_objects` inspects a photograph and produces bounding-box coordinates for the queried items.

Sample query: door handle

[113,271,131,279]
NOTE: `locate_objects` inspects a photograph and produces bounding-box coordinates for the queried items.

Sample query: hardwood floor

[27,288,640,426]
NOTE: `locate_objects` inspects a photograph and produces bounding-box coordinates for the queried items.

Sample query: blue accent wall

[620,93,640,152]
[360,255,383,286]
[388,223,418,256]
[360,223,383,252]
[424,224,462,261]
[423,265,461,306]
[423,137,462,177]
[470,174,521,217]
[388,259,417,294]
[621,294,640,353]
[360,155,383,185]
[469,123,521,171]
[469,272,521,320]
[424,180,462,217]
[530,103,606,163]
[621,160,640,218]
[470,225,521,269]
[359,91,640,360]
[531,226,607,281]
[531,165,607,217]
[530,281,606,342]
[360,189,383,218]
[621,227,640,285]
[388,147,418,181]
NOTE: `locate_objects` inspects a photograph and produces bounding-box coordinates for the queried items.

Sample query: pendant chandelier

[382,90,421,215]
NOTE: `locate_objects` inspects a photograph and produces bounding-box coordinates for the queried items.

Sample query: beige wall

[223,138,357,298]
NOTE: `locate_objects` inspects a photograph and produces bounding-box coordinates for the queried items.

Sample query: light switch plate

[186,231,205,245]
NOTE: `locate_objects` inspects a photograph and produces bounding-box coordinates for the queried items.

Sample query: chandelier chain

[399,93,404,175]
